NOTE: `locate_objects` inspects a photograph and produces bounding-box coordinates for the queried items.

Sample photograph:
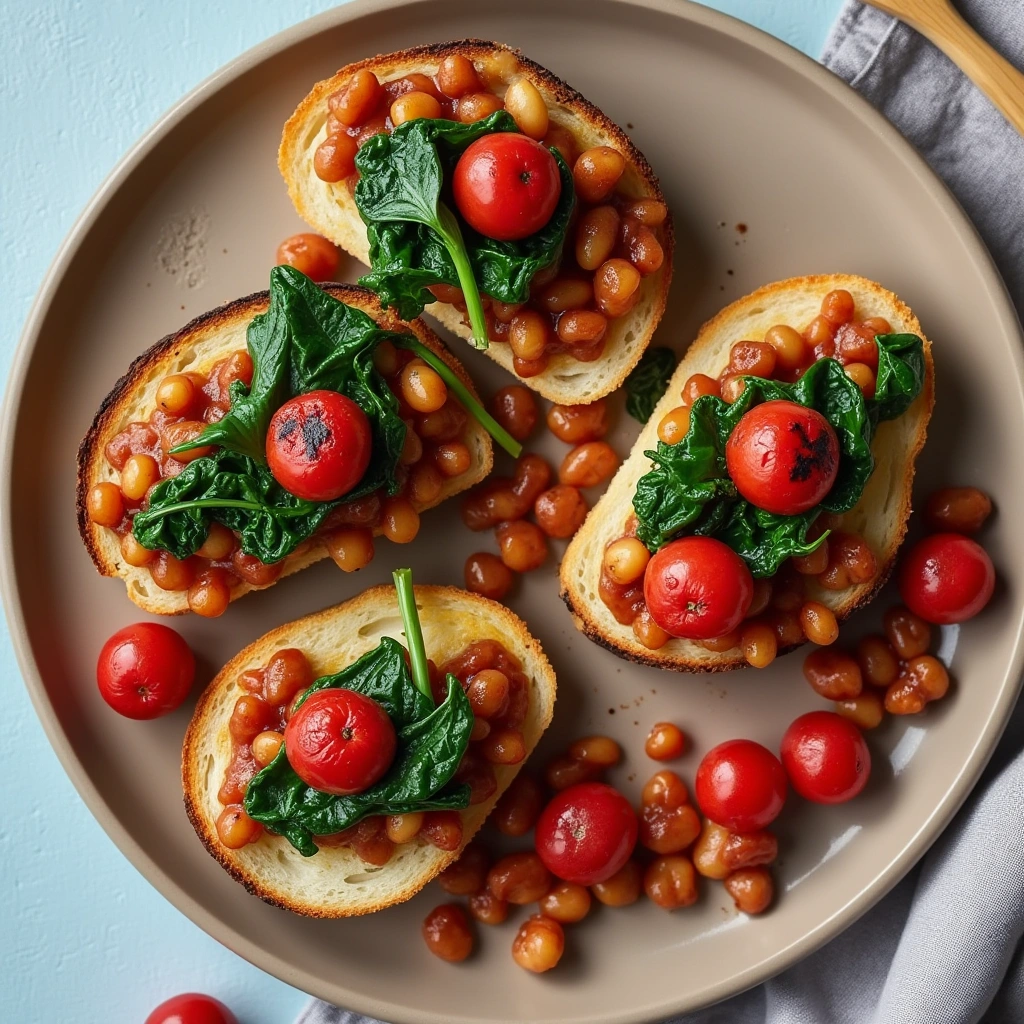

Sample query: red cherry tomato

[96,623,195,720]
[643,536,754,640]
[266,390,372,502]
[452,133,562,241]
[725,400,840,515]
[695,739,787,832]
[781,711,871,805]
[275,232,340,282]
[285,688,397,795]
[899,532,995,625]
[145,994,238,1024]
[534,782,638,886]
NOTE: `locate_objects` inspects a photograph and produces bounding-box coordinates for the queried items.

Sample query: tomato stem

[435,202,490,350]
[393,568,433,704]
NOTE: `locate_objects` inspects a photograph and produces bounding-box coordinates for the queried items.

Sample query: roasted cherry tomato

[145,994,238,1024]
[452,133,562,241]
[275,233,340,282]
[534,782,638,886]
[285,688,397,795]
[644,536,754,640]
[725,400,840,515]
[695,739,787,832]
[898,532,995,625]
[781,711,871,805]
[266,390,372,502]
[96,623,195,720]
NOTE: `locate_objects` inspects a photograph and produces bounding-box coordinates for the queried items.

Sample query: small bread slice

[279,39,673,405]
[183,584,556,917]
[76,285,493,615]
[560,274,936,672]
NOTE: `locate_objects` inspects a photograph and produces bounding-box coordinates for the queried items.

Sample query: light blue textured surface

[0,2,841,1021]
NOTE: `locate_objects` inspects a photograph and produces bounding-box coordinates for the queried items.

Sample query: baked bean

[644,856,698,911]
[156,373,199,416]
[150,550,197,591]
[885,655,950,714]
[504,77,548,138]
[453,751,497,805]
[575,205,620,271]
[641,769,700,854]
[800,601,839,645]
[421,810,463,851]
[231,550,283,587]
[747,579,772,618]
[835,691,885,730]
[681,373,720,405]
[463,552,514,601]
[860,316,891,335]
[408,461,443,506]
[625,221,665,275]
[418,399,468,443]
[120,531,155,567]
[627,198,668,226]
[591,860,642,906]
[466,669,510,719]
[569,735,622,768]
[496,519,548,571]
[385,811,424,845]
[215,805,262,849]
[428,283,466,307]
[105,422,158,470]
[533,485,587,538]
[329,69,384,126]
[87,482,124,527]
[821,289,855,325]
[603,537,650,586]
[633,607,670,649]
[803,647,863,699]
[325,526,375,573]
[573,146,625,203]
[700,630,740,653]
[469,890,509,925]
[835,323,879,370]
[508,309,550,361]
[275,232,341,282]
[512,914,564,973]
[229,695,276,744]
[457,91,504,123]
[884,606,932,659]
[488,852,552,904]
[349,820,394,866]
[844,361,876,399]
[720,375,747,404]
[251,730,284,768]
[645,722,687,761]
[437,54,480,98]
[723,830,778,871]
[725,868,774,915]
[381,497,420,543]
[216,351,254,395]
[658,405,691,445]
[764,324,807,372]
[161,420,213,463]
[771,610,804,648]
[196,522,235,561]
[187,568,231,618]
[540,881,592,923]
[856,634,900,687]
[479,727,527,765]
[692,820,731,879]
[557,310,608,347]
[493,772,544,836]
[434,441,472,478]
[400,359,448,413]
[546,400,608,443]
[559,441,618,488]
[390,90,442,125]
[820,532,876,588]
[372,339,400,377]
[470,719,491,743]
[730,341,777,378]
[400,419,422,464]
[438,842,489,895]
[314,133,358,182]
[422,904,474,962]
[741,621,777,669]
[263,648,313,707]
[792,541,829,575]
[489,385,537,442]
[545,755,602,791]
[594,258,641,318]
[925,486,992,534]
[542,123,579,168]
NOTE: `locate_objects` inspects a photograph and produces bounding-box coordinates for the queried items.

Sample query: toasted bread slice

[183,584,556,917]
[279,39,673,405]
[76,285,493,615]
[561,274,936,671]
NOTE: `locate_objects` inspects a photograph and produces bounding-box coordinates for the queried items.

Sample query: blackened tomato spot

[300,413,331,462]
[277,417,299,440]
[789,421,835,482]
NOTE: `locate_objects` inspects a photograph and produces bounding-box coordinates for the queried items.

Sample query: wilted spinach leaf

[625,347,677,423]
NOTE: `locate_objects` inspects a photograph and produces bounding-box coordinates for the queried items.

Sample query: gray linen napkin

[298,3,1024,1022]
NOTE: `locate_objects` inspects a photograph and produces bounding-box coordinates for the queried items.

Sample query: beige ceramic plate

[4,1,1024,1021]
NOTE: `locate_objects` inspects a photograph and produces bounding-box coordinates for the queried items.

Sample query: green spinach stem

[393,336,523,459]
[135,497,313,520]
[393,568,433,703]
[435,203,490,351]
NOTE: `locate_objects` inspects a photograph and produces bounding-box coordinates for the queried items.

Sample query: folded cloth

[298,4,1024,1022]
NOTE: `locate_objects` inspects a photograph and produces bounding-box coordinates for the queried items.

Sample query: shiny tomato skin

[695,739,787,832]
[725,400,840,515]
[781,711,871,805]
[452,133,562,241]
[899,532,995,625]
[534,782,639,885]
[266,390,372,502]
[145,994,238,1024]
[96,623,195,720]
[285,688,397,795]
[644,536,754,640]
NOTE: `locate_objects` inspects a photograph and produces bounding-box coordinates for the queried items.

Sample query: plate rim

[3,0,1023,1020]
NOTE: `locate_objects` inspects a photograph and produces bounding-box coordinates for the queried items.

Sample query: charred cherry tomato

[534,782,638,886]
[695,739,787,832]
[284,688,396,795]
[145,994,238,1024]
[452,133,562,241]
[725,400,839,515]
[898,532,995,625]
[266,390,372,502]
[96,623,195,720]
[644,536,754,640]
[780,711,871,805]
